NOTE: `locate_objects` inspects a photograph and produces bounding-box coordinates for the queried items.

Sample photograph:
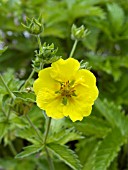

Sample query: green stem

[44,117,51,144]
[1,108,7,117]
[0,74,16,100]
[25,114,43,143]
[44,117,54,170]
[7,99,13,120]
[21,69,35,90]
[8,141,17,156]
[37,35,42,49]
[69,39,78,58]
[45,147,55,170]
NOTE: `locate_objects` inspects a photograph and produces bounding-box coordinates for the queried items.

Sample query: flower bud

[71,24,90,41]
[36,42,61,64]
[22,16,44,35]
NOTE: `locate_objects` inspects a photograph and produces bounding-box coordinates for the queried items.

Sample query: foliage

[0,0,128,170]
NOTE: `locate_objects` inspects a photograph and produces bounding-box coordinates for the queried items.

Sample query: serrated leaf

[73,116,110,138]
[47,143,82,170]
[49,119,83,144]
[13,91,36,102]
[10,115,27,128]
[0,121,9,141]
[107,3,124,34]
[76,137,99,166]
[16,127,42,144]
[15,144,43,158]
[93,127,125,170]
[83,139,100,170]
[95,98,128,136]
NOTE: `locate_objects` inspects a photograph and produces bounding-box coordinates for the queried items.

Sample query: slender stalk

[8,141,17,156]
[43,117,54,170]
[1,108,7,117]
[44,117,51,144]
[25,114,43,143]
[7,99,13,120]
[21,69,35,90]
[0,74,16,100]
[0,77,17,154]
[37,35,42,50]
[45,147,55,170]
[69,39,78,58]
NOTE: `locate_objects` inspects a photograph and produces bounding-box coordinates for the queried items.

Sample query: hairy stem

[37,35,42,50]
[0,74,16,100]
[25,114,43,143]
[45,147,55,170]
[44,117,54,170]
[21,69,35,90]
[8,141,17,156]
[44,117,51,144]
[69,39,78,58]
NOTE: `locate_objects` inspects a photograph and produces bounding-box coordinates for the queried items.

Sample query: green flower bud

[22,16,44,35]
[36,42,61,64]
[71,24,90,41]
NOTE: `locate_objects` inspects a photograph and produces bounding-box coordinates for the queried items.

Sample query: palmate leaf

[16,127,42,144]
[93,127,125,170]
[13,91,36,103]
[47,143,82,170]
[82,139,100,170]
[76,137,100,167]
[0,121,9,142]
[107,3,124,34]
[15,144,43,159]
[49,118,83,144]
[95,98,128,136]
[73,116,110,138]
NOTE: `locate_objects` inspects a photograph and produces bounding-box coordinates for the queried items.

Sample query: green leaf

[13,91,36,102]
[0,120,9,141]
[107,3,124,34]
[48,119,83,144]
[47,143,82,170]
[93,127,125,170]
[16,127,42,144]
[15,144,43,159]
[73,116,110,138]
[82,139,100,170]
[76,137,99,166]
[95,98,128,136]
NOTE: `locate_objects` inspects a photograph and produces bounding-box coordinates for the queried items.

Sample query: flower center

[55,80,77,105]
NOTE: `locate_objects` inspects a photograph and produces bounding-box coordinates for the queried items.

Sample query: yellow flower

[33,58,99,122]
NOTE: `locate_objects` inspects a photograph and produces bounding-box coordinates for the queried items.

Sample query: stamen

[55,80,77,105]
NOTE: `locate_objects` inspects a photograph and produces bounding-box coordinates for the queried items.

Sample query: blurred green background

[0,0,128,170]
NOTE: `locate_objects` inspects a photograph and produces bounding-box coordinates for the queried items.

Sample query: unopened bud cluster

[71,24,90,41]
[32,43,61,71]
[22,16,43,35]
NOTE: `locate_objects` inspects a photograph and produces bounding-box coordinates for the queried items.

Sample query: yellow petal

[33,67,60,95]
[36,88,64,119]
[50,58,80,82]
[75,84,99,105]
[63,99,83,122]
[75,69,97,87]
